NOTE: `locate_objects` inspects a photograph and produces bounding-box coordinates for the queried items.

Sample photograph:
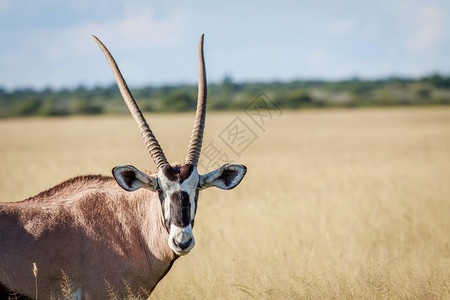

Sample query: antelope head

[93,35,247,256]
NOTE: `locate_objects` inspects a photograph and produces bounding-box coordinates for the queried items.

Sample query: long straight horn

[92,35,169,170]
[185,34,207,166]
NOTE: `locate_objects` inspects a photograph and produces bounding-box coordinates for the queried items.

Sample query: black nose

[174,238,192,250]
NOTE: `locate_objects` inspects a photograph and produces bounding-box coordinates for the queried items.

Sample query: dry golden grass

[1,107,449,299]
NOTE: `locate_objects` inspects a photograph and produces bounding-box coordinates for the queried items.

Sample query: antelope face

[113,163,246,255]
[158,164,199,255]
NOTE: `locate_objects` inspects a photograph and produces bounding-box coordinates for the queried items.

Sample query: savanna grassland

[0,107,449,299]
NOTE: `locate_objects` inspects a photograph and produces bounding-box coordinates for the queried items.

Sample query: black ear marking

[122,170,137,188]
[220,168,239,187]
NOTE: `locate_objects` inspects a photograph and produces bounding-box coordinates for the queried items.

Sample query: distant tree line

[0,74,449,117]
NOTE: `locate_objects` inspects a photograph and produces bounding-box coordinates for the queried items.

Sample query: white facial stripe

[163,190,170,221]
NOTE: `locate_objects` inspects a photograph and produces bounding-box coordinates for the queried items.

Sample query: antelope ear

[199,164,247,190]
[112,165,158,191]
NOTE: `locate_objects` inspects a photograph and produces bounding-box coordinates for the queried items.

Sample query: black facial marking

[170,191,191,227]
[162,164,194,184]
[162,165,181,182]
[179,164,194,183]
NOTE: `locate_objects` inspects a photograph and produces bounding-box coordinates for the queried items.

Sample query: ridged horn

[185,34,207,166]
[92,35,169,170]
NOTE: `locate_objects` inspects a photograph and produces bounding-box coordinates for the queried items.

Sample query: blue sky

[0,0,449,89]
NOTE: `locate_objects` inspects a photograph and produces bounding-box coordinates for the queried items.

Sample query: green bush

[161,91,196,112]
[73,100,104,115]
[11,97,42,116]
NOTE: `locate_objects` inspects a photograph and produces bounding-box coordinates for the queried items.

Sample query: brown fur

[0,173,176,299]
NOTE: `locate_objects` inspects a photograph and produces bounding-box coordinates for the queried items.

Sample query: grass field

[1,107,449,299]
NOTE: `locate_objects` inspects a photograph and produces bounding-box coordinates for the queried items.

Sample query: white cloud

[46,4,185,59]
[306,51,330,66]
[330,19,358,36]
[7,2,185,63]
[101,4,184,47]
[0,0,13,12]
[0,2,187,88]
[404,2,447,54]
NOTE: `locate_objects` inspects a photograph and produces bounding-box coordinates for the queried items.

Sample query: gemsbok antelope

[0,35,247,299]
